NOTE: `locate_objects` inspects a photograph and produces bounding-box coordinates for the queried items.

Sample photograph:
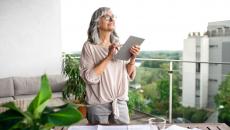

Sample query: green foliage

[149,79,181,116]
[146,62,181,116]
[41,104,82,126]
[138,51,182,60]
[128,90,150,114]
[183,107,196,120]
[62,54,86,103]
[129,51,183,118]
[141,60,166,68]
[28,75,52,119]
[172,106,184,118]
[127,91,138,114]
[172,106,209,123]
[215,74,230,126]
[142,83,157,99]
[130,58,182,117]
[133,67,159,85]
[0,74,82,130]
[130,51,211,123]
[218,109,230,126]
[190,109,208,123]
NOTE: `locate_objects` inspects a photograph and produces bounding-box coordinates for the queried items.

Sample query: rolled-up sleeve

[124,61,136,81]
[80,43,100,85]
[128,69,136,81]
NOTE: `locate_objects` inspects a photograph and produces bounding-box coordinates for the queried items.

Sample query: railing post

[169,61,173,123]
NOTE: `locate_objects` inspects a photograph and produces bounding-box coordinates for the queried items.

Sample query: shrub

[183,107,196,121]
[172,107,183,118]
[190,110,208,123]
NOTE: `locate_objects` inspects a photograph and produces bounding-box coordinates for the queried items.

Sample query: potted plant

[0,74,82,130]
[62,54,87,117]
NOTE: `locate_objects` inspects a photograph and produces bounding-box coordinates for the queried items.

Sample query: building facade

[182,20,230,108]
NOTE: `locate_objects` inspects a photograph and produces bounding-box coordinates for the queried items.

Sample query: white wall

[200,36,209,108]
[0,0,61,78]
[182,38,196,107]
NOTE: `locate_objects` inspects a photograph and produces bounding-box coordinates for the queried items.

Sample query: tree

[215,75,230,126]
[147,62,181,116]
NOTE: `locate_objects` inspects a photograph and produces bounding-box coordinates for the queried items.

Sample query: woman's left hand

[130,45,140,59]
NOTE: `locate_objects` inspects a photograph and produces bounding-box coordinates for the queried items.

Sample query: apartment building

[182,20,230,108]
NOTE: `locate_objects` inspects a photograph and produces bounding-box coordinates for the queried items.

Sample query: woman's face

[98,10,116,32]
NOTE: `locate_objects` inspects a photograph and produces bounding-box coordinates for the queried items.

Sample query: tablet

[114,36,144,61]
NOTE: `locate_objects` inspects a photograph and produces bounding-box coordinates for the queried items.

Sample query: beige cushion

[13,75,66,96]
[48,75,66,92]
[13,76,40,96]
[0,77,14,97]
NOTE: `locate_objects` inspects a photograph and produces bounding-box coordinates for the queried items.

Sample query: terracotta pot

[78,104,87,118]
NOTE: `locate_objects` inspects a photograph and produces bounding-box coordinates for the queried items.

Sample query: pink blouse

[80,41,136,105]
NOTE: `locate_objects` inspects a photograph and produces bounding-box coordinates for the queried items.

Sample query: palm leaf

[28,74,52,118]
[42,104,82,126]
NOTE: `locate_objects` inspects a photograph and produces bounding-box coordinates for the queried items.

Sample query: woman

[80,7,140,125]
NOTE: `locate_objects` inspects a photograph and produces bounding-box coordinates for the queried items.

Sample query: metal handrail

[136,58,230,64]
[71,55,230,64]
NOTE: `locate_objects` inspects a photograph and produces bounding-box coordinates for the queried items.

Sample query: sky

[61,0,230,52]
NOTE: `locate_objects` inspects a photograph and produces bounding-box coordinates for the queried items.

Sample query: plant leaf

[0,101,33,129]
[42,104,82,126]
[28,74,52,118]
[0,110,25,130]
[1,102,25,116]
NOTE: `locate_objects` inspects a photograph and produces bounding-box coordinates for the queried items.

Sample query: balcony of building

[53,55,230,130]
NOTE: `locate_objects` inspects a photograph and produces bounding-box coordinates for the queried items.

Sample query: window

[196,63,200,72]
[209,79,218,82]
[196,79,200,90]
[209,45,218,48]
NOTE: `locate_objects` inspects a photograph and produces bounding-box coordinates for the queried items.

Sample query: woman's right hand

[106,43,118,60]
[94,43,118,75]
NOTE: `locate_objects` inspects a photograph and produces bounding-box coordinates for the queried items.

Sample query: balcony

[54,55,230,130]
[1,54,230,129]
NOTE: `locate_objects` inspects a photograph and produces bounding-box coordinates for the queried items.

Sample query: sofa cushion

[13,75,66,96]
[13,76,40,96]
[48,75,66,92]
[0,77,14,97]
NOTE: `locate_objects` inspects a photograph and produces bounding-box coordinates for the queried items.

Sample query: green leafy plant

[0,74,82,130]
[128,90,149,115]
[62,54,86,103]
[127,91,138,114]
[215,74,230,126]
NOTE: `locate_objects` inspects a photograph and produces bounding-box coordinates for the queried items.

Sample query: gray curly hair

[87,7,119,44]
